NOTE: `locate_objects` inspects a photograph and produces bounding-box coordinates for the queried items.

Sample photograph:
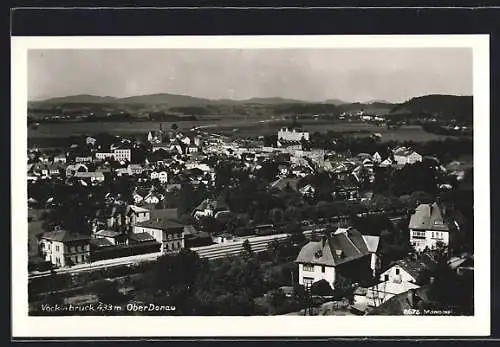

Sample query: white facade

[193,208,214,219]
[394,151,422,165]
[53,155,67,164]
[151,171,168,183]
[365,280,420,307]
[188,146,199,154]
[379,264,416,284]
[129,207,150,225]
[410,229,450,252]
[133,193,144,204]
[144,193,162,205]
[75,156,93,163]
[157,172,168,183]
[133,225,184,253]
[298,263,336,289]
[113,148,132,162]
[95,152,115,161]
[39,239,90,268]
[278,128,310,142]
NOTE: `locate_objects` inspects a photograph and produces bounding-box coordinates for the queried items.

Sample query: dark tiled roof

[40,229,89,243]
[394,254,437,279]
[136,218,184,231]
[91,238,114,248]
[129,232,156,243]
[94,229,123,238]
[295,228,371,267]
[409,203,450,231]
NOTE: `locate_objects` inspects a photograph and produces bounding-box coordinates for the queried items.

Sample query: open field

[27,118,470,148]
[213,120,471,143]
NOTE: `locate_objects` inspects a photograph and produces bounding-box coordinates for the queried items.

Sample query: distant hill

[325,98,349,106]
[237,97,310,105]
[389,95,473,122]
[28,93,472,122]
[32,94,118,105]
[117,93,212,107]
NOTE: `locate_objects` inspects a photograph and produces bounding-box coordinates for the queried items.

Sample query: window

[384,274,389,281]
[303,264,314,272]
[55,245,60,252]
[321,266,325,273]
[303,277,314,286]
[396,268,400,275]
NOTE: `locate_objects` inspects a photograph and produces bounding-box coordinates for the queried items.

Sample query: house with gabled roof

[295,227,375,289]
[127,205,151,226]
[133,210,185,254]
[362,253,437,308]
[38,228,90,268]
[409,202,451,252]
[372,152,382,164]
[393,147,422,166]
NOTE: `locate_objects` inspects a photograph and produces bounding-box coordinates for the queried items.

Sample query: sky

[28,48,473,103]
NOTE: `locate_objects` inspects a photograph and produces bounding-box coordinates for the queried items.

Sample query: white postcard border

[11,34,490,337]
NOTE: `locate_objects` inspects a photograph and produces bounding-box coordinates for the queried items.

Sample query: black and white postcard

[11,35,490,337]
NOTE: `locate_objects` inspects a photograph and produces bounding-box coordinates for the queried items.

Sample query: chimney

[321,235,327,247]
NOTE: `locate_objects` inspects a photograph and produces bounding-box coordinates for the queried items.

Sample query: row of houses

[294,201,467,313]
[36,207,209,268]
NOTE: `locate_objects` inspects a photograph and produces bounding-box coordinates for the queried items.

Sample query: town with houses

[27,121,474,316]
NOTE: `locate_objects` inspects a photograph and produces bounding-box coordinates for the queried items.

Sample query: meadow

[27,118,468,147]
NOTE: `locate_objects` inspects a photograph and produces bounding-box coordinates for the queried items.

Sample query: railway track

[28,233,292,279]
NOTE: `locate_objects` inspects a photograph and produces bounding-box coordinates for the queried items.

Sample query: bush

[311,279,334,297]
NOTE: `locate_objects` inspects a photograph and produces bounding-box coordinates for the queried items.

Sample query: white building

[95,152,115,161]
[53,154,67,164]
[393,147,422,165]
[151,171,168,183]
[278,127,310,142]
[75,156,93,163]
[409,202,450,252]
[38,229,90,268]
[127,205,151,226]
[73,171,105,183]
[113,148,132,162]
[295,228,375,289]
[133,218,185,254]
